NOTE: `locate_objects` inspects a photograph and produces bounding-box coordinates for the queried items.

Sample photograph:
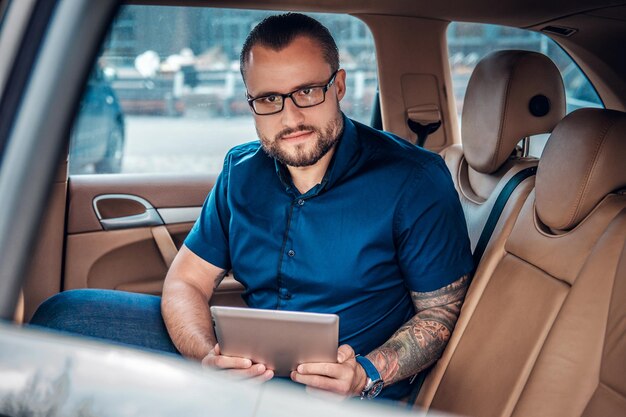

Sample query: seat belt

[408,119,442,147]
[472,166,537,271]
[406,104,442,147]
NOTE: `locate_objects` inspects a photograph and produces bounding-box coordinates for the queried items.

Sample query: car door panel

[22,159,67,321]
[65,174,245,307]
[67,174,212,233]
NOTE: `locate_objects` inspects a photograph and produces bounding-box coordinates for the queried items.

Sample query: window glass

[447,22,603,157]
[68,6,377,175]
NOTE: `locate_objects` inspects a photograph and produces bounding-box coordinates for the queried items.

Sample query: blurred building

[102,6,376,68]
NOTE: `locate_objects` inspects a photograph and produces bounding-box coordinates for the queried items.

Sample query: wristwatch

[355,355,384,399]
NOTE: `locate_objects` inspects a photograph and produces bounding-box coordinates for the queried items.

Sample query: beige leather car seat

[441,50,565,257]
[416,108,626,417]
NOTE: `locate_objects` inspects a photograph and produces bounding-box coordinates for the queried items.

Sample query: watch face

[367,380,384,399]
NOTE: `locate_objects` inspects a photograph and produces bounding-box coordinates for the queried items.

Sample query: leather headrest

[536,108,626,231]
[463,50,566,174]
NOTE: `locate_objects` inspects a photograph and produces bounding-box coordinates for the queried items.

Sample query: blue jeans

[30,289,180,355]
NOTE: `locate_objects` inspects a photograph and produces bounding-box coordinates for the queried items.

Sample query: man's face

[244,36,346,168]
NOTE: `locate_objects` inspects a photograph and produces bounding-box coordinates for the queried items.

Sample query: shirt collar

[274,113,361,197]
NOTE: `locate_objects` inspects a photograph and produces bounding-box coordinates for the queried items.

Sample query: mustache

[274,125,319,141]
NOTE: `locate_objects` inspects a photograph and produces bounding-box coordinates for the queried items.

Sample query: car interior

[3,0,625,416]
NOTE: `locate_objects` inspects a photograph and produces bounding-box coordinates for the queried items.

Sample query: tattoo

[411,275,470,310]
[368,274,469,385]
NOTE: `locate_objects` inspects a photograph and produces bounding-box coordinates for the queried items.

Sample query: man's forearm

[366,275,469,385]
[161,279,219,360]
[366,303,462,385]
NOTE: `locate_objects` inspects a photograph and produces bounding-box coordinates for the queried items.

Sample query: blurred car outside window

[447,22,604,157]
[68,6,378,175]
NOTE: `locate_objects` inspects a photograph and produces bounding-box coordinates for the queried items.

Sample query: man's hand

[202,343,274,382]
[290,345,367,398]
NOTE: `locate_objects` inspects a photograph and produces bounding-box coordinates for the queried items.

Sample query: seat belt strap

[472,166,537,270]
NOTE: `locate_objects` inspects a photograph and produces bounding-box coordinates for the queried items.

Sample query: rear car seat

[420,50,565,405]
[440,50,565,260]
[416,108,626,417]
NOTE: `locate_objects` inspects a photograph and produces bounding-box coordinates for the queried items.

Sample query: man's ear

[335,69,347,101]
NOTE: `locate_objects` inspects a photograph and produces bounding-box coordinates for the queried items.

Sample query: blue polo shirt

[185,116,473,400]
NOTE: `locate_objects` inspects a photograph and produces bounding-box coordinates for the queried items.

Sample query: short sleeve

[184,155,232,270]
[394,157,473,292]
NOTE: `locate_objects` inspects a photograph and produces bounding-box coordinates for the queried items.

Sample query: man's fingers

[337,345,355,364]
[291,371,348,395]
[293,351,358,397]
[224,363,269,379]
[214,355,253,369]
[201,347,272,381]
[291,371,335,390]
[296,362,344,378]
[203,353,252,370]
[249,369,274,384]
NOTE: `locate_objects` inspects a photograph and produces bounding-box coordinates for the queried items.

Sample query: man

[161,13,473,402]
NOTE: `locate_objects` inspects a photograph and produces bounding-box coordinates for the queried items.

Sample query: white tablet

[211,306,339,376]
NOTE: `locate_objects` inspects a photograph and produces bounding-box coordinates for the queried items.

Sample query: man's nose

[280,96,305,127]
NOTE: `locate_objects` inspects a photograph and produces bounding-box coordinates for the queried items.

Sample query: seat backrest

[579,240,626,416]
[417,108,626,417]
[441,50,565,252]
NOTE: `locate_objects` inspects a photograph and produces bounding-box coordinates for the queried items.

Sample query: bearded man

[162,13,473,402]
[31,13,473,404]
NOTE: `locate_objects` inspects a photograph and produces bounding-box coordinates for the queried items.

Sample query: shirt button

[288,249,295,257]
[297,199,305,206]
[279,288,292,300]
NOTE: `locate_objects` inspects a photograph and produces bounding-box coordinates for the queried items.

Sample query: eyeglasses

[246,70,338,116]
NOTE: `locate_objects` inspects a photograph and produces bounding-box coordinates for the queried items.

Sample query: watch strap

[355,355,383,399]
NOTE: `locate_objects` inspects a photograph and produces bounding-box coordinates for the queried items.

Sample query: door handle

[93,194,163,230]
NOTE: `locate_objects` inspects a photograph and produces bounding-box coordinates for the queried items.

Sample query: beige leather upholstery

[441,146,538,251]
[416,109,626,417]
[462,50,566,174]
[536,108,626,231]
[442,50,566,251]
[581,240,626,416]
[420,50,566,413]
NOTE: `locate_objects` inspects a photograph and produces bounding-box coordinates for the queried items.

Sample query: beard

[257,112,344,167]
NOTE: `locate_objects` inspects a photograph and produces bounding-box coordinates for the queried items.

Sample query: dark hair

[240,13,339,80]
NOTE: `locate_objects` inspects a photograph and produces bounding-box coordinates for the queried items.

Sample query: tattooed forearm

[367,274,469,385]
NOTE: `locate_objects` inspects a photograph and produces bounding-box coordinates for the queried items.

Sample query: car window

[447,22,604,157]
[68,6,377,175]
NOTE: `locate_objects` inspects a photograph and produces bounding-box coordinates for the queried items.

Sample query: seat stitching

[490,55,521,173]
[506,251,572,286]
[563,116,618,229]
[598,226,626,397]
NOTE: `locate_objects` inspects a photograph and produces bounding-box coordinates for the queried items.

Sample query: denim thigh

[29,289,180,355]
